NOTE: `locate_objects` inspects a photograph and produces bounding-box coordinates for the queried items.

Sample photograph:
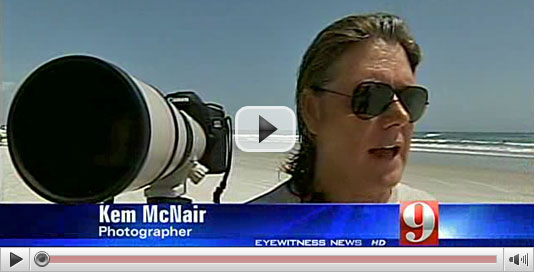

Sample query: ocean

[235,132,534,159]
[411,132,534,159]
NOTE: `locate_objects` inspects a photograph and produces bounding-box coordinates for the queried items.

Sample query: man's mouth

[368,145,401,159]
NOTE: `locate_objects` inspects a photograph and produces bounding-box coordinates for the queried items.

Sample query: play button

[235,106,296,152]
[10,252,23,267]
[258,115,277,143]
[1,248,29,271]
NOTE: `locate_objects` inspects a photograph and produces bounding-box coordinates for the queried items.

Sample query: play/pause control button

[1,248,30,271]
[235,106,296,152]
[10,253,23,267]
[258,115,277,143]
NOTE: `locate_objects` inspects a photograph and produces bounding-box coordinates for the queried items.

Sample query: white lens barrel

[6,55,206,203]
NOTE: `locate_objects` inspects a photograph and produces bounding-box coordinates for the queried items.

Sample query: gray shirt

[247,181,435,203]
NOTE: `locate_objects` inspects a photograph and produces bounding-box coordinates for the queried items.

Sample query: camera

[7,55,232,204]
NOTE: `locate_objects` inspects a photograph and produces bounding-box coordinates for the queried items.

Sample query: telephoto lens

[7,55,232,204]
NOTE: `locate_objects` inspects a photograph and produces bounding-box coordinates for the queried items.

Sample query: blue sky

[2,0,533,132]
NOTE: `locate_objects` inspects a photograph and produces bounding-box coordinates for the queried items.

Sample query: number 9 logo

[400,201,439,246]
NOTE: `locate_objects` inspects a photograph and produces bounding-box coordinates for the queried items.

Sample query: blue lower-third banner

[0,203,532,246]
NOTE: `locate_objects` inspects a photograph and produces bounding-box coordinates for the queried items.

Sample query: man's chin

[375,170,403,188]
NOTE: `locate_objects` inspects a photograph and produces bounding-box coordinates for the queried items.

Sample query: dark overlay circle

[7,55,151,203]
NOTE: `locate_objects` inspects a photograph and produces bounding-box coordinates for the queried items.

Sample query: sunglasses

[311,81,429,123]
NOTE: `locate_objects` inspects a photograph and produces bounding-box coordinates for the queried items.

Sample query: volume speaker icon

[509,253,529,266]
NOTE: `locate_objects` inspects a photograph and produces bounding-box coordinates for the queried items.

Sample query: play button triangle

[258,115,277,143]
[10,252,23,267]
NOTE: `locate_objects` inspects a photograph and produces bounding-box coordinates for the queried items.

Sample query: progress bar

[50,255,497,263]
[17,247,507,271]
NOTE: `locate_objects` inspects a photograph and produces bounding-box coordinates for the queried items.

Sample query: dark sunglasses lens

[353,83,393,118]
[398,87,428,122]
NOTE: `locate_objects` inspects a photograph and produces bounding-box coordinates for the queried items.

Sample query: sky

[1,0,533,132]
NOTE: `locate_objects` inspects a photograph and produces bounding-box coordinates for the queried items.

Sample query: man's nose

[381,94,410,128]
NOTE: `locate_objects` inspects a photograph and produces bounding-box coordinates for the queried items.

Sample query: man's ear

[301,88,322,136]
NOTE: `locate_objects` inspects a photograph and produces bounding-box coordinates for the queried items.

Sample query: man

[250,13,434,203]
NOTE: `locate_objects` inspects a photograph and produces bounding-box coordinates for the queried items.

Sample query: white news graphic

[0,247,515,271]
[235,106,296,152]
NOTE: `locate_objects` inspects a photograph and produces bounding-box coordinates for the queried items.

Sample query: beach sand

[1,146,533,203]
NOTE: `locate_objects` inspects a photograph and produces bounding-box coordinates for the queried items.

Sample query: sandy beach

[1,146,533,203]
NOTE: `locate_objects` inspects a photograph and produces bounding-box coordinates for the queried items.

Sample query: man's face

[311,38,416,201]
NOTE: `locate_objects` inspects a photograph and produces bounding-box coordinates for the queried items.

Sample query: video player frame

[1,0,533,271]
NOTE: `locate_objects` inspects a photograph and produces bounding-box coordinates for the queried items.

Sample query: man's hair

[284,12,422,201]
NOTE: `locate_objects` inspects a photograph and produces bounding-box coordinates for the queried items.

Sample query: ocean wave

[503,142,534,147]
[410,148,534,159]
[423,133,441,138]
[233,134,534,158]
[459,139,502,145]
[411,143,533,155]
[412,139,455,144]
[234,134,298,143]
[412,138,533,147]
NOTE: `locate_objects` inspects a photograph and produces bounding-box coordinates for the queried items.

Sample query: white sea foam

[234,134,298,143]
[423,133,441,138]
[459,139,502,145]
[410,148,534,159]
[410,143,533,154]
[504,142,534,147]
[412,139,455,144]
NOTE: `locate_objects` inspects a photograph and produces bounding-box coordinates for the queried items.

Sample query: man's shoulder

[390,183,436,202]
[246,181,300,204]
[246,181,435,204]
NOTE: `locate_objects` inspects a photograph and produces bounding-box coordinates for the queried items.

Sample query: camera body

[166,91,229,174]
